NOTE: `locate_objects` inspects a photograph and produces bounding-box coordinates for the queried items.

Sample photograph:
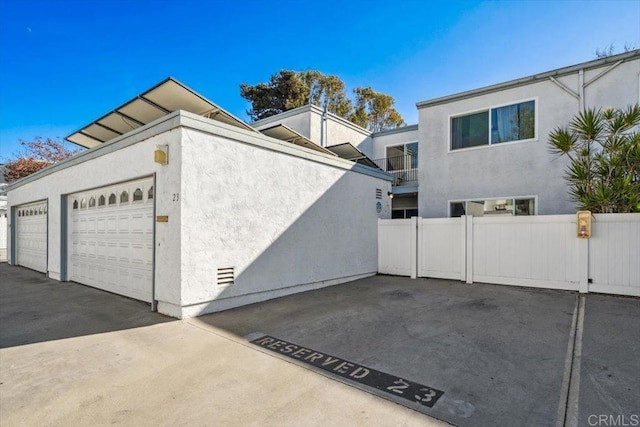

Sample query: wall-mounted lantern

[577,211,591,238]
[154,145,169,165]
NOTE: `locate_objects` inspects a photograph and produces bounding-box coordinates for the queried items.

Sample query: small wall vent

[217,267,235,286]
[375,188,382,199]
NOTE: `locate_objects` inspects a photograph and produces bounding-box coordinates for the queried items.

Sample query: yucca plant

[548,105,640,213]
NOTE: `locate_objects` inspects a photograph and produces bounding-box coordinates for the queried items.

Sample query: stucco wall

[371,127,419,160]
[418,57,640,218]
[252,105,373,157]
[6,116,184,310]
[176,123,391,317]
[307,108,373,156]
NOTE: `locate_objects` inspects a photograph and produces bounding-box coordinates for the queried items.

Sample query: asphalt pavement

[1,263,638,426]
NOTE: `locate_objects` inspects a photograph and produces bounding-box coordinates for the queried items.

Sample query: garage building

[6,78,392,318]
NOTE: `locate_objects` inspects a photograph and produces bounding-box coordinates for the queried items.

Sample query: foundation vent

[376,188,382,199]
[217,267,235,286]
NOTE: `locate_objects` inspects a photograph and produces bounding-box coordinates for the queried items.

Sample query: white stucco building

[5,79,392,318]
[5,50,639,317]
[368,50,639,218]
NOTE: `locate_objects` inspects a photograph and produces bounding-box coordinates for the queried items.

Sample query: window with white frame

[451,100,535,150]
[450,197,535,217]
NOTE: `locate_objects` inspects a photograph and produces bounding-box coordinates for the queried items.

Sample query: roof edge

[417,49,640,109]
[252,104,373,136]
[6,110,392,192]
[371,124,418,137]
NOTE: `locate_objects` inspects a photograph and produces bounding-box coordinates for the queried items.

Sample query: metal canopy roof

[259,124,337,156]
[326,142,380,169]
[66,77,256,148]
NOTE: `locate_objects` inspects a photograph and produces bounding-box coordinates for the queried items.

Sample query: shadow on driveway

[0,263,171,348]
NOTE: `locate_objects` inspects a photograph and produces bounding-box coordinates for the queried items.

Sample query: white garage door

[16,200,48,273]
[68,177,154,302]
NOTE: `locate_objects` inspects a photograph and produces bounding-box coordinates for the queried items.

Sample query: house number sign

[251,335,444,408]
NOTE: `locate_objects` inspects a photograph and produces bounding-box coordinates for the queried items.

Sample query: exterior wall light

[577,210,591,238]
[154,145,169,165]
[388,191,394,199]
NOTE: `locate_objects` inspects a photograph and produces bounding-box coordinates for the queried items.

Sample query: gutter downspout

[320,105,328,147]
[579,69,585,112]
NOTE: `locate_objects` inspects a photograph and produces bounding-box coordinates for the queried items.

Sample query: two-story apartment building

[415,50,639,218]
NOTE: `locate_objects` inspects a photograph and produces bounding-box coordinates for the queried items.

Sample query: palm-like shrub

[548,105,640,213]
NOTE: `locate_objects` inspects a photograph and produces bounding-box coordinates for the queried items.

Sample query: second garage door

[16,200,48,273]
[68,178,154,302]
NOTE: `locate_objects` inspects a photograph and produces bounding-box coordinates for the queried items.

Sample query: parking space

[197,275,639,427]
[577,295,640,426]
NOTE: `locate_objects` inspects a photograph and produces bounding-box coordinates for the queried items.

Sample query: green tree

[548,105,640,213]
[298,70,352,117]
[240,70,404,132]
[349,87,405,132]
[239,71,307,121]
[3,137,82,182]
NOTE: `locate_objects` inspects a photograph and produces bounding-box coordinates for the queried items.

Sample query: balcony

[373,155,418,186]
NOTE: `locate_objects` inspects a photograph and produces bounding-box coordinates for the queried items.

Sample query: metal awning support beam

[549,76,579,99]
[114,110,146,127]
[202,108,221,119]
[584,60,623,87]
[95,122,123,135]
[138,96,171,114]
[79,130,105,143]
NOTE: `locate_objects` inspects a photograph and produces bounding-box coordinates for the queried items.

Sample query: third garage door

[68,178,154,302]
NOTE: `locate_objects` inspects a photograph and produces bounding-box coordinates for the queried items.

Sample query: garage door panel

[16,200,48,273]
[68,177,154,303]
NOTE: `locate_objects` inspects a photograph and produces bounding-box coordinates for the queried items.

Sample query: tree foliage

[240,70,405,132]
[548,105,640,213]
[349,87,405,132]
[3,137,82,182]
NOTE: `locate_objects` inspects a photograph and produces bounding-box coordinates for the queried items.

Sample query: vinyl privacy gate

[378,214,640,297]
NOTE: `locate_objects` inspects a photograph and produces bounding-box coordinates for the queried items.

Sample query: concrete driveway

[1,263,638,426]
[0,264,442,427]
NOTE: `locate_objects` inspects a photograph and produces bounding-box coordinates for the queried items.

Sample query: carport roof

[66,77,256,148]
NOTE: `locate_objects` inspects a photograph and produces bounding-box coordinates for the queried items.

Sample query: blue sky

[1,0,639,160]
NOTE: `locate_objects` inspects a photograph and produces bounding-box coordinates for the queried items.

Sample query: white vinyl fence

[378,213,640,297]
[472,215,580,291]
[418,218,465,281]
[588,214,640,295]
[378,218,416,277]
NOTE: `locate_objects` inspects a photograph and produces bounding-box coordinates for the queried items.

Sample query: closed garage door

[16,200,48,273]
[68,177,154,302]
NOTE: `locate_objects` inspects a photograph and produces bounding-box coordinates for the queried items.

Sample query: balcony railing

[373,155,418,185]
